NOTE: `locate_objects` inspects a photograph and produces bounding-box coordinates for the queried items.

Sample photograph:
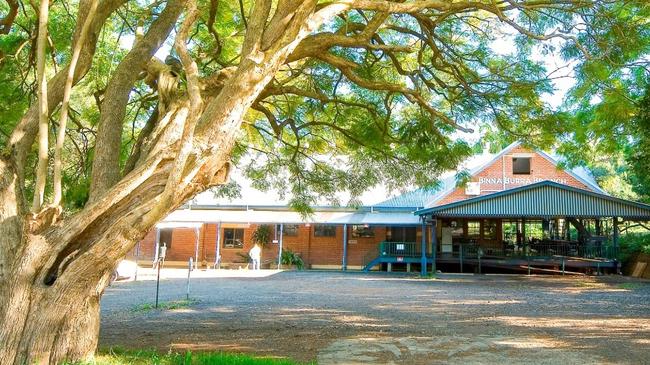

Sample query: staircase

[362,241,429,272]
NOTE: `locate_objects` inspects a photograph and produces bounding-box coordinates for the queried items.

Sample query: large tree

[0,0,646,363]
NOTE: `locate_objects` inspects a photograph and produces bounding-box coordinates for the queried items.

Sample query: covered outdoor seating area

[367,181,650,275]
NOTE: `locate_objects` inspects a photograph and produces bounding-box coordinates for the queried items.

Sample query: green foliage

[625,86,650,202]
[618,233,650,265]
[280,249,303,270]
[251,225,272,247]
[617,282,645,290]
[2,0,649,213]
[69,348,307,365]
[132,299,198,313]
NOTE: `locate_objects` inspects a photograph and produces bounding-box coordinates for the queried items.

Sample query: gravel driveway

[100,271,650,364]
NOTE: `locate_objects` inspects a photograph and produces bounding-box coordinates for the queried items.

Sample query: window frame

[467,220,481,239]
[275,224,299,238]
[223,227,245,249]
[483,220,498,240]
[351,225,374,238]
[512,157,531,175]
[314,224,337,237]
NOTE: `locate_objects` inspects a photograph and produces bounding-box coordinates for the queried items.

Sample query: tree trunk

[0,232,109,364]
[0,2,346,363]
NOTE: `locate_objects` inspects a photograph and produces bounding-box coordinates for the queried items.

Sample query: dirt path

[100,272,650,364]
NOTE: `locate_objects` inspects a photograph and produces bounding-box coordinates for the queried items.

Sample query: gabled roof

[374,141,606,209]
[415,181,650,219]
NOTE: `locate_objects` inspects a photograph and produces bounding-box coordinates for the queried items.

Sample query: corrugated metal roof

[415,181,650,219]
[162,209,421,225]
[371,188,438,209]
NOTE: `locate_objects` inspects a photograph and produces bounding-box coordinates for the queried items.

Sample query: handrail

[379,241,421,257]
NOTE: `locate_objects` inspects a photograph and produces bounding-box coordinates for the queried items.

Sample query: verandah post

[277,223,284,270]
[215,222,221,269]
[431,218,437,274]
[421,220,427,276]
[194,226,200,269]
[342,224,348,271]
[153,226,161,264]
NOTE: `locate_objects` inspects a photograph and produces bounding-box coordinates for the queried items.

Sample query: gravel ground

[100,271,650,364]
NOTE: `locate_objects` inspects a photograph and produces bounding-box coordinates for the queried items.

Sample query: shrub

[280,249,304,270]
[252,225,273,247]
[618,233,650,264]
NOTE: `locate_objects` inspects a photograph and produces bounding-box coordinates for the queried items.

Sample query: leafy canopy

[1,0,648,211]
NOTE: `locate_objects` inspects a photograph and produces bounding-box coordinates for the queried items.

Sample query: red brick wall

[346,226,388,267]
[436,147,594,205]
[130,223,428,269]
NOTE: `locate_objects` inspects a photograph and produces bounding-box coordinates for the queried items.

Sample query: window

[467,221,481,238]
[223,228,244,248]
[512,157,531,174]
[483,220,497,240]
[159,228,174,250]
[275,224,299,238]
[386,226,417,242]
[450,220,464,237]
[351,225,374,238]
[314,225,336,237]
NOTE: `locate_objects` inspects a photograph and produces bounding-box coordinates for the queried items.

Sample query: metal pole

[277,223,284,270]
[342,224,348,271]
[215,222,221,269]
[187,257,193,301]
[562,257,565,276]
[420,221,427,276]
[155,257,162,308]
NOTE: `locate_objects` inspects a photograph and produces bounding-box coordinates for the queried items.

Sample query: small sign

[349,239,358,244]
[396,244,405,250]
[272,239,279,244]
[397,257,404,262]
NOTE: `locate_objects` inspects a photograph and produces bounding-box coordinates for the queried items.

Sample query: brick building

[129,142,650,274]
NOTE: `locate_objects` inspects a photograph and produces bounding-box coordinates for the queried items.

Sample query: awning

[162,209,421,225]
[415,181,650,219]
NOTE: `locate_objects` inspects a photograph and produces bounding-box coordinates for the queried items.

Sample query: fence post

[561,257,565,276]
[459,244,463,273]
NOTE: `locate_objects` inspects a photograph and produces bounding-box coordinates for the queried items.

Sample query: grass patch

[71,348,308,365]
[132,299,198,312]
[574,281,605,288]
[618,282,645,290]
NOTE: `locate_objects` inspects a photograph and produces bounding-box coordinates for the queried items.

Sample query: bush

[618,233,650,264]
[252,225,273,246]
[280,249,304,270]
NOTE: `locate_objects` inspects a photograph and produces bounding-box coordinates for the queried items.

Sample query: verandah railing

[364,240,618,268]
[456,242,619,260]
[379,241,422,257]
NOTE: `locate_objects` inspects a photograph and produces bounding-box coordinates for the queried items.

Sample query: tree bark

[88,0,187,202]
